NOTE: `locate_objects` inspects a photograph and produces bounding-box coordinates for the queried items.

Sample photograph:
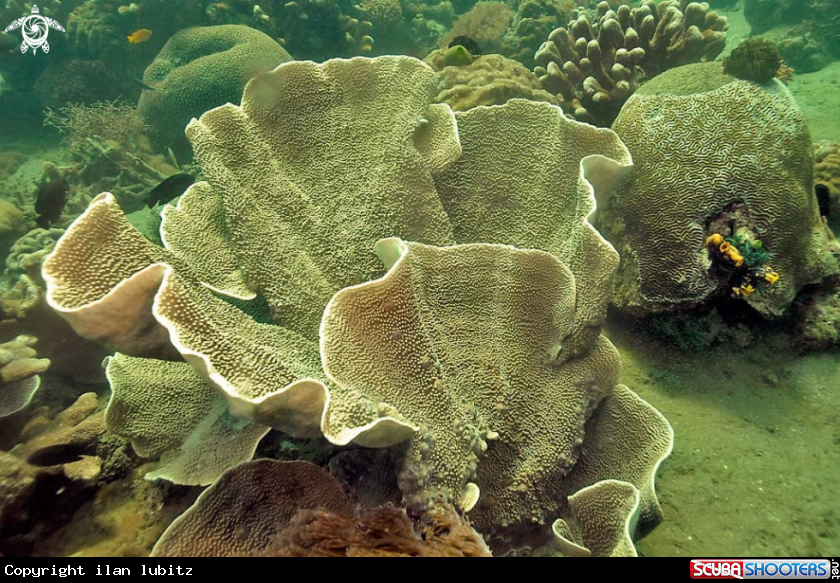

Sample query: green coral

[723,38,782,84]
[137,25,292,149]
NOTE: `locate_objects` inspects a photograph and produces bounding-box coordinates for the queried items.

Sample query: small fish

[35,179,71,228]
[130,76,157,91]
[448,36,481,57]
[127,28,153,44]
[145,173,195,208]
[815,183,830,217]
[26,443,88,467]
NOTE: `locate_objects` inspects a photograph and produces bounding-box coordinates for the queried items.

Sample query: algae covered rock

[137,25,292,148]
[599,63,839,317]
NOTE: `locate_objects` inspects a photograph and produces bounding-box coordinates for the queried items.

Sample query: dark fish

[130,76,157,91]
[145,173,195,207]
[815,183,830,217]
[448,36,481,57]
[26,443,88,467]
[35,179,71,228]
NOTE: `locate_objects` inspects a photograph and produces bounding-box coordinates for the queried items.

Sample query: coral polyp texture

[151,460,355,557]
[43,56,672,555]
[0,335,50,417]
[599,63,839,317]
[534,0,728,126]
[424,51,558,112]
[815,141,840,230]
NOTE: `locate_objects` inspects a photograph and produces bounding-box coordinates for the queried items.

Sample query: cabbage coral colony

[42,56,674,557]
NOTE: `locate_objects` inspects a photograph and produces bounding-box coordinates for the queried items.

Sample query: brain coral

[44,56,672,553]
[137,25,291,148]
[815,141,840,232]
[600,62,839,316]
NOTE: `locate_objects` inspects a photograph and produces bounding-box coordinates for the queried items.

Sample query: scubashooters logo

[4,5,65,55]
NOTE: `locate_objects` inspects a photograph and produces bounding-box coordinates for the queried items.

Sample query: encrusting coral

[534,0,728,125]
[424,51,558,112]
[598,62,839,317]
[43,56,672,555]
[0,392,136,554]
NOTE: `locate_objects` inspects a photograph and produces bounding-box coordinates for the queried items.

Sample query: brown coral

[271,505,492,557]
[44,57,671,554]
[815,141,840,231]
[503,0,576,68]
[535,0,728,125]
[151,460,355,557]
[424,52,558,111]
[600,64,839,316]
[0,335,49,417]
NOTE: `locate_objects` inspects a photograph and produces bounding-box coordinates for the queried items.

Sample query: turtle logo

[4,5,65,55]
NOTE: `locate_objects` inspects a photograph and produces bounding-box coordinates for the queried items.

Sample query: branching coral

[43,56,671,554]
[535,0,728,125]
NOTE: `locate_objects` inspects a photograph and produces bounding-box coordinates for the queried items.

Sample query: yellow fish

[127,29,152,44]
